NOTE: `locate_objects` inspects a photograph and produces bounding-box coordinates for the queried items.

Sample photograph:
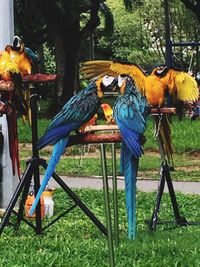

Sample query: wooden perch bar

[0,80,14,91]
[22,74,58,83]
[68,132,122,147]
[150,107,176,114]
[84,108,176,133]
[67,107,177,146]
[84,124,119,132]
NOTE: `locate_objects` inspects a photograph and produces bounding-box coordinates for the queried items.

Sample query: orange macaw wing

[80,60,147,94]
[9,50,32,75]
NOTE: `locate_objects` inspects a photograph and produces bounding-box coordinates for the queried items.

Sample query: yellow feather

[160,69,199,102]
[0,50,20,79]
[80,60,146,93]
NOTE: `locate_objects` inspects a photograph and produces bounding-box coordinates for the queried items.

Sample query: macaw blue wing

[38,82,101,149]
[37,122,79,149]
[114,91,149,158]
[24,47,39,65]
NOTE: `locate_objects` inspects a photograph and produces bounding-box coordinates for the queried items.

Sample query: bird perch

[67,106,177,147]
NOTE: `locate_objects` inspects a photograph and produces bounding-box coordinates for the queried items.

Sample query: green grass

[17,116,200,181]
[18,117,200,153]
[144,117,200,153]
[19,147,200,181]
[1,189,200,266]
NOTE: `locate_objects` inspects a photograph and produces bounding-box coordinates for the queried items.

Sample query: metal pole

[111,143,119,246]
[164,0,172,67]
[0,0,17,209]
[0,0,14,50]
[100,144,115,267]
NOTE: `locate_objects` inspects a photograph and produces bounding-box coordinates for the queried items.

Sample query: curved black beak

[12,36,24,52]
[106,77,119,92]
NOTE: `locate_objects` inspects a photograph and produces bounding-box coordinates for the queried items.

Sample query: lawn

[17,116,200,181]
[1,189,200,266]
[1,114,199,266]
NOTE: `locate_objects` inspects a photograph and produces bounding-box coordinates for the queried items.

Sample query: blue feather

[122,143,138,239]
[37,122,79,149]
[29,80,102,215]
[119,127,143,158]
[24,47,39,64]
[113,76,150,239]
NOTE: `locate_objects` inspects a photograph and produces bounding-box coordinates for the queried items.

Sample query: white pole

[0,0,14,50]
[0,0,18,208]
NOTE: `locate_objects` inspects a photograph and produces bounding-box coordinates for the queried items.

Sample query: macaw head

[151,65,168,77]
[12,36,25,53]
[102,75,118,90]
[117,74,136,94]
[95,75,118,97]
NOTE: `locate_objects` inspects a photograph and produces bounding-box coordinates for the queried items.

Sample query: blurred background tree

[13,0,200,114]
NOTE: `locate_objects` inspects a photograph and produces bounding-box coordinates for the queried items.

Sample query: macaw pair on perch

[29,59,199,240]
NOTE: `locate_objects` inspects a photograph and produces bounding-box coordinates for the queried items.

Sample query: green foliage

[1,189,200,266]
[43,43,56,74]
[94,0,200,70]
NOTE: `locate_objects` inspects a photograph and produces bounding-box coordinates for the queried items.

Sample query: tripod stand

[0,90,109,236]
[148,160,188,231]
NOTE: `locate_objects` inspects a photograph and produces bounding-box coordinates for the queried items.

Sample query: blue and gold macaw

[113,74,150,239]
[29,76,115,215]
[12,35,39,125]
[80,60,199,168]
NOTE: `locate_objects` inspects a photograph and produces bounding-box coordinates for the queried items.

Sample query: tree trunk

[52,33,65,98]
[61,17,81,102]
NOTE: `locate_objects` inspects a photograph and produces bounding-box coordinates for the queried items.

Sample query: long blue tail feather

[29,137,69,215]
[121,142,138,239]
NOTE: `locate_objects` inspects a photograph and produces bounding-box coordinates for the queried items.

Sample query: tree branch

[80,0,101,39]
[179,0,200,23]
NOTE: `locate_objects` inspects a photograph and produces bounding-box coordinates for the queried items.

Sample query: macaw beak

[12,36,24,52]
[13,36,21,48]
[105,76,119,92]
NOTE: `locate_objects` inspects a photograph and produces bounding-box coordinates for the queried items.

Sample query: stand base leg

[0,163,35,234]
[101,144,115,267]
[147,162,188,231]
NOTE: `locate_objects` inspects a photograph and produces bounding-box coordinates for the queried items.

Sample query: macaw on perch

[80,60,199,167]
[12,35,39,125]
[0,36,38,177]
[29,76,115,215]
[111,74,149,239]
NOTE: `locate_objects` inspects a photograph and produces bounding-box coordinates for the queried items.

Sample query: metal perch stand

[147,108,200,230]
